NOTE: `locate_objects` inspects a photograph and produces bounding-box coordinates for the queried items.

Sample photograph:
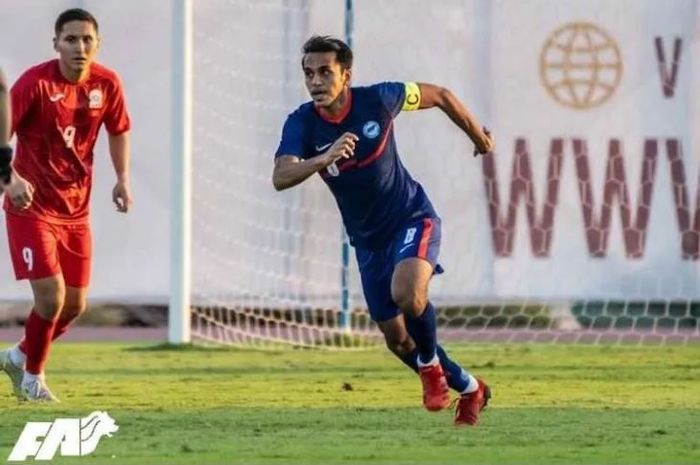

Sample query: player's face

[303,52,350,107]
[54,21,100,75]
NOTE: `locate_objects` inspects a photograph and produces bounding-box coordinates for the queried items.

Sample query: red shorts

[5,213,91,287]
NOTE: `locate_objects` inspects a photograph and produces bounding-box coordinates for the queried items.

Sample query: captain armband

[401,82,421,111]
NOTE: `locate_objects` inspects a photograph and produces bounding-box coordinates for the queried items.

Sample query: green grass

[0,343,698,464]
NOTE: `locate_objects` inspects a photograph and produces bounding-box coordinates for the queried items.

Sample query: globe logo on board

[540,22,623,110]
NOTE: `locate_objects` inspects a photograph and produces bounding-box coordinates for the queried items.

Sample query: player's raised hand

[324,132,359,165]
[473,127,494,157]
[4,174,34,210]
[112,180,133,213]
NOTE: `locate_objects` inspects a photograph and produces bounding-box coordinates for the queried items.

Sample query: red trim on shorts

[417,218,434,259]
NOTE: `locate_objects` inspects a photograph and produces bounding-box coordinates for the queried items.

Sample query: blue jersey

[275,82,437,250]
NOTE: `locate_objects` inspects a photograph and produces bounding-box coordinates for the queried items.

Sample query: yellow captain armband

[402,82,421,111]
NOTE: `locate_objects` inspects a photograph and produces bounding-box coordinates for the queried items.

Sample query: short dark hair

[55,8,99,37]
[301,35,353,70]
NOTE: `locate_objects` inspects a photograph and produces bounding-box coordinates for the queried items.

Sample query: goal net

[185,0,700,347]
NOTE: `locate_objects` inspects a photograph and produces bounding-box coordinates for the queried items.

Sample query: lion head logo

[79,411,119,455]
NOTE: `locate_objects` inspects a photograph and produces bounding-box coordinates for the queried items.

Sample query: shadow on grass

[123,343,239,353]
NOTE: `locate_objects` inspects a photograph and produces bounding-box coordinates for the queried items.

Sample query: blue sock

[403,307,471,393]
[404,302,438,364]
[436,345,471,393]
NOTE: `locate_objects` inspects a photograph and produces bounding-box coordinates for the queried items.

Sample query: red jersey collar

[315,88,352,124]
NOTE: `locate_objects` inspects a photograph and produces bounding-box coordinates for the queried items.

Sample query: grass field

[0,342,698,464]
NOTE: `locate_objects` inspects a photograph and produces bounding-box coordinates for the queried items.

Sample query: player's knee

[61,300,87,321]
[31,277,66,319]
[383,332,413,357]
[392,290,426,317]
[34,294,65,319]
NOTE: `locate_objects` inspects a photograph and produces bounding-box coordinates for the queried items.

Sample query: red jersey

[6,59,130,224]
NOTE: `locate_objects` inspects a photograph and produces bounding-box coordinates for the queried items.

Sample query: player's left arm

[108,131,132,213]
[105,75,132,213]
[0,67,10,146]
[414,82,494,155]
[0,67,12,191]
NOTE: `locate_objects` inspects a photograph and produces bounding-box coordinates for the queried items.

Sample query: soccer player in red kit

[0,8,132,401]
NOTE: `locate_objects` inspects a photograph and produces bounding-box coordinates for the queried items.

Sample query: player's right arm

[272,111,358,191]
[2,68,37,208]
[273,133,358,190]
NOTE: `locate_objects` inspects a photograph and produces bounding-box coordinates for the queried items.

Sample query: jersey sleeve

[274,111,307,159]
[10,70,39,134]
[374,81,422,117]
[103,76,131,135]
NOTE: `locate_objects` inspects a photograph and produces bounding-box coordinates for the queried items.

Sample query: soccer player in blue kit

[273,36,494,426]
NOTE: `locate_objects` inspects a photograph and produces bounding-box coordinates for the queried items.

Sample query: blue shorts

[355,217,443,322]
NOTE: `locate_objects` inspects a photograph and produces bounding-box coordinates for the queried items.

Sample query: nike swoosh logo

[315,142,332,152]
[398,243,414,254]
[49,93,65,102]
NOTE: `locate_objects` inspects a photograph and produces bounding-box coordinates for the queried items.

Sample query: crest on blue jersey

[362,121,380,139]
[326,162,340,177]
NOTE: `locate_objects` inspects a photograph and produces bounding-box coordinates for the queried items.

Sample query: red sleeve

[104,75,131,135]
[10,70,39,134]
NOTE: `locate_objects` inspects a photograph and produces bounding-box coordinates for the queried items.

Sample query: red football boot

[418,363,450,411]
[454,378,491,426]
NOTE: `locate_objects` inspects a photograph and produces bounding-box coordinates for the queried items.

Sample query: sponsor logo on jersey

[315,142,333,152]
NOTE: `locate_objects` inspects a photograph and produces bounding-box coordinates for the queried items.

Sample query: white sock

[416,352,439,368]
[9,344,26,368]
[22,372,42,386]
[460,373,479,395]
